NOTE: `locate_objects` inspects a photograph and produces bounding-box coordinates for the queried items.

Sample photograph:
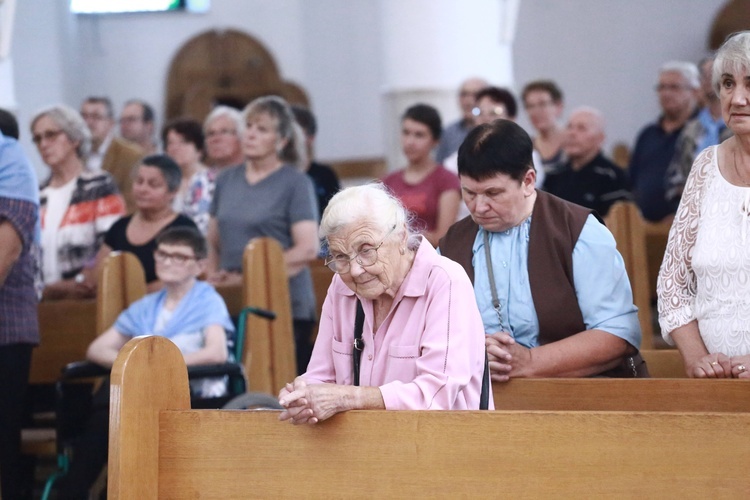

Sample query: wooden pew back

[242,237,296,394]
[96,251,146,335]
[492,377,748,411]
[30,300,98,384]
[108,336,750,499]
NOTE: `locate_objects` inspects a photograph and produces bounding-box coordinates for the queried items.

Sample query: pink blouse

[304,239,490,410]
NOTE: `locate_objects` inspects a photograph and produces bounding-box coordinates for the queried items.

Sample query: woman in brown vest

[439,119,646,380]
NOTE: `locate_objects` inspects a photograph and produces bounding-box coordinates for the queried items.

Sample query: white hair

[203,105,244,137]
[320,183,419,250]
[659,61,700,89]
[713,31,750,93]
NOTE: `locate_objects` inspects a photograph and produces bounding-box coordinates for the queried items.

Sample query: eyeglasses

[32,129,65,145]
[655,84,692,92]
[325,225,396,274]
[524,100,554,111]
[154,249,197,265]
[206,128,237,138]
[119,116,143,124]
[472,106,507,118]
[81,112,110,121]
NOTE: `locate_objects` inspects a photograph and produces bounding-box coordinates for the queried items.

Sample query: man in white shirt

[80,96,144,211]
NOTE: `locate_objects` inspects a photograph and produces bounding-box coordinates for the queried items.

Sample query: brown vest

[439,190,591,345]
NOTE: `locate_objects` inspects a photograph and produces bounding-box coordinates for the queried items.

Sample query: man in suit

[81,96,144,211]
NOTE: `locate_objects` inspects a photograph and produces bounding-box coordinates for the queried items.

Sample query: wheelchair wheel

[222,392,284,410]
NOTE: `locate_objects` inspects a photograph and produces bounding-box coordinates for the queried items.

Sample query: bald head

[563,107,605,169]
[458,77,490,120]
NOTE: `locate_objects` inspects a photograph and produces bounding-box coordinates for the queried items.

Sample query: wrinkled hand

[485,332,532,382]
[689,352,732,378]
[730,354,750,379]
[278,380,353,425]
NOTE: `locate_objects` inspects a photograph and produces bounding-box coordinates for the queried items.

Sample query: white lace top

[658,145,750,355]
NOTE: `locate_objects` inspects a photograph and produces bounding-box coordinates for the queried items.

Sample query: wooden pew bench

[492,377,750,411]
[108,336,750,498]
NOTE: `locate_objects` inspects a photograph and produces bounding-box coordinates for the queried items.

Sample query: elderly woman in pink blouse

[278,183,489,424]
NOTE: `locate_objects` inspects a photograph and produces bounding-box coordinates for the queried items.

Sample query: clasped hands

[485,331,532,382]
[691,353,750,379]
[278,377,351,425]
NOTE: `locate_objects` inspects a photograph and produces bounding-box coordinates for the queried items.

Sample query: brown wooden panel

[155,410,750,498]
[641,348,687,378]
[492,377,746,412]
[328,157,387,180]
[242,237,296,395]
[31,300,98,384]
[96,251,146,335]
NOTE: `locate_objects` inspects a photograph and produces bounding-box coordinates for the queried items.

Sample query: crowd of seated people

[7,31,750,498]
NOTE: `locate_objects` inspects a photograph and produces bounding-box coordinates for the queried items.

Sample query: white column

[380,0,519,171]
[0,0,17,110]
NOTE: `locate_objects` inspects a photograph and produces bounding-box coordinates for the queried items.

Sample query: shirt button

[502,261,507,268]
[368,354,373,361]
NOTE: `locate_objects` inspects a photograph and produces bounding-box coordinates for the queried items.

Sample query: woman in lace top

[658,31,750,379]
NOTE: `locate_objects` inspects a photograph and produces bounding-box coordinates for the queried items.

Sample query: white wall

[513,0,725,154]
[9,0,728,178]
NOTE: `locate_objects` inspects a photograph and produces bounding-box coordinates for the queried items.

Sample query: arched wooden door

[709,0,750,50]
[165,29,309,122]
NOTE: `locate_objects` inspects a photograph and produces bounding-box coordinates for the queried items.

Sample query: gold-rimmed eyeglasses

[325,225,396,274]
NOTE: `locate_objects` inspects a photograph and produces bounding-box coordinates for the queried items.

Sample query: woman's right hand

[688,352,732,378]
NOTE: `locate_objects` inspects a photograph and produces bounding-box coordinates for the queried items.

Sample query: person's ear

[195,258,207,277]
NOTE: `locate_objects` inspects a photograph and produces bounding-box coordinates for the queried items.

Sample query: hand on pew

[731,354,750,379]
[689,352,733,378]
[278,376,384,425]
[485,332,531,382]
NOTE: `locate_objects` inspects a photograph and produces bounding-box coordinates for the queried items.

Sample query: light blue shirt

[471,214,641,349]
[696,107,726,155]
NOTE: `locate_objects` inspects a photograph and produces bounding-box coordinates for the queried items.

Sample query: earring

[399,247,406,255]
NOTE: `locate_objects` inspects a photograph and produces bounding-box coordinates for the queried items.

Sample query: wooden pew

[641,348,686,378]
[604,201,655,349]
[310,257,334,341]
[97,251,147,334]
[108,336,750,499]
[30,300,98,384]
[241,237,296,395]
[492,377,748,411]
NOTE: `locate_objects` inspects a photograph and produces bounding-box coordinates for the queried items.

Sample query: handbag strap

[480,230,501,410]
[352,299,365,386]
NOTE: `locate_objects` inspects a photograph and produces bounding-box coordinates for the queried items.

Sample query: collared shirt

[696,107,726,155]
[470,214,641,349]
[543,152,631,217]
[629,118,685,221]
[86,132,114,172]
[0,134,40,346]
[305,238,489,410]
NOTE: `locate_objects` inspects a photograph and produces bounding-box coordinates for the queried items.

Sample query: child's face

[154,243,203,284]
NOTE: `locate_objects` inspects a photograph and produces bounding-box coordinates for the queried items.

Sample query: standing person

[162,118,209,231]
[522,79,566,173]
[80,97,144,211]
[207,96,319,374]
[434,77,488,164]
[119,99,158,155]
[658,31,750,378]
[543,107,630,217]
[0,116,40,499]
[382,104,460,247]
[440,119,644,381]
[33,105,126,300]
[278,184,488,424]
[629,62,700,222]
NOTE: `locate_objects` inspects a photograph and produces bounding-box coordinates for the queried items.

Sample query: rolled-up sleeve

[573,215,642,348]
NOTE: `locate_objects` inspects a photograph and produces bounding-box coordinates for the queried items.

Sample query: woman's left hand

[730,355,750,379]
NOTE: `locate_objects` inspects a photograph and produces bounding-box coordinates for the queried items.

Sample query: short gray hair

[31,104,91,159]
[243,95,300,167]
[659,61,700,89]
[320,183,420,250]
[203,105,244,137]
[713,31,750,93]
